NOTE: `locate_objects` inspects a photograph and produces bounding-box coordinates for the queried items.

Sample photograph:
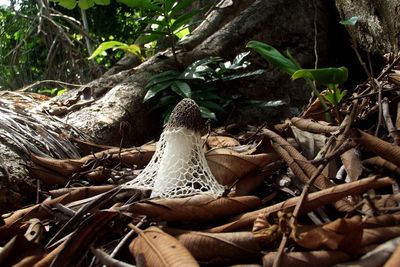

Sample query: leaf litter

[1,55,400,266]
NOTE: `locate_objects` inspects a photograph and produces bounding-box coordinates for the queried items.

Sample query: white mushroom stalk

[123,98,225,198]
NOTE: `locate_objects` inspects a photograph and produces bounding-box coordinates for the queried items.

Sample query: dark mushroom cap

[167,98,204,132]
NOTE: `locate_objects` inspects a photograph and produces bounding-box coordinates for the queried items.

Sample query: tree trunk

[335,0,400,55]
[49,0,344,146]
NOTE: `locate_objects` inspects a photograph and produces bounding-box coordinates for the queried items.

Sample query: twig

[91,247,135,267]
[377,53,400,80]
[273,164,326,267]
[344,87,398,102]
[374,79,383,136]
[312,0,318,69]
[18,79,82,92]
[382,97,400,144]
[311,139,356,165]
[110,217,146,258]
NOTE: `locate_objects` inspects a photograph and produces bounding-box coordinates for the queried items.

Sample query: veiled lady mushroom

[123,98,225,198]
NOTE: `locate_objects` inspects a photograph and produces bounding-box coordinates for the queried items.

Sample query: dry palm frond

[0,92,82,159]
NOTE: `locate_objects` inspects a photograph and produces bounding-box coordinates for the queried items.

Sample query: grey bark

[335,0,400,54]
[53,0,340,146]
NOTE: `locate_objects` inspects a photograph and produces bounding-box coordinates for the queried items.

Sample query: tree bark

[50,0,341,146]
[335,0,400,55]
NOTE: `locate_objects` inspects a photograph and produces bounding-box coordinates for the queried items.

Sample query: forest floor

[1,55,400,266]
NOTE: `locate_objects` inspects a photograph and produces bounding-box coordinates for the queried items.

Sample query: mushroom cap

[167,98,204,132]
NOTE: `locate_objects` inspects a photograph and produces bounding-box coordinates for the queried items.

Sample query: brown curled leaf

[204,135,240,148]
[263,128,333,190]
[129,226,199,267]
[209,176,393,233]
[120,194,261,222]
[263,250,351,267]
[0,186,115,240]
[51,211,118,267]
[291,117,339,134]
[293,216,363,254]
[363,212,400,229]
[31,145,155,185]
[29,165,68,185]
[206,147,280,185]
[290,125,327,159]
[362,156,400,175]
[0,235,46,267]
[168,229,261,264]
[340,148,363,181]
[384,244,400,267]
[30,154,83,177]
[361,226,400,247]
[351,129,400,167]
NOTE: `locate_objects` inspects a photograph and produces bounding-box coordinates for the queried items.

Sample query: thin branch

[19,79,82,92]
[374,79,383,136]
[382,97,400,144]
[273,164,326,267]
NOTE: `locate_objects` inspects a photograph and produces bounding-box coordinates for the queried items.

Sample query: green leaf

[78,0,94,9]
[191,90,222,101]
[151,95,180,111]
[246,41,299,75]
[336,89,348,103]
[143,80,174,102]
[180,57,221,80]
[58,0,77,9]
[291,67,348,85]
[119,44,143,59]
[340,16,359,26]
[174,27,190,39]
[171,80,191,98]
[57,88,67,96]
[89,41,128,59]
[197,100,225,113]
[145,70,179,89]
[242,99,287,107]
[135,32,166,45]
[285,49,302,69]
[232,51,250,67]
[170,0,195,16]
[170,9,200,32]
[94,0,110,4]
[164,0,176,11]
[221,69,265,81]
[199,106,217,120]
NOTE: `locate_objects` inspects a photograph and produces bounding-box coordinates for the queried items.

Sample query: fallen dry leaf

[340,148,363,181]
[209,176,393,233]
[0,185,115,240]
[129,226,199,267]
[361,226,400,247]
[166,229,261,264]
[384,243,400,267]
[51,210,118,267]
[290,117,339,134]
[263,250,351,267]
[290,125,327,159]
[0,235,46,267]
[293,216,363,254]
[120,194,261,222]
[351,129,400,167]
[206,147,280,185]
[362,156,400,175]
[204,135,240,148]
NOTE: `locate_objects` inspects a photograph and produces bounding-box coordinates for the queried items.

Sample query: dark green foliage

[247,40,349,122]
[144,52,265,122]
